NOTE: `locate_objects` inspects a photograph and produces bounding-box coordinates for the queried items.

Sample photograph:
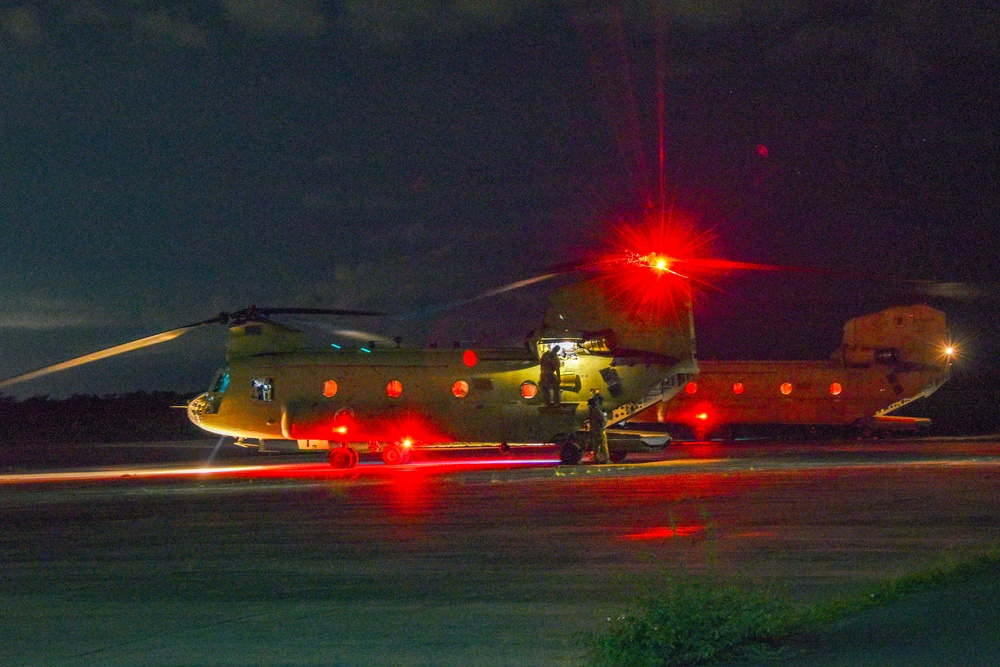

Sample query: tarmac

[2,437,999,666]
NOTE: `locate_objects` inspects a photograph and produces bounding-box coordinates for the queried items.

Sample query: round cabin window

[386,380,403,398]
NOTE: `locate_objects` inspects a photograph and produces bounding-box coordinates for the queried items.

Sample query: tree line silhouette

[0,391,203,444]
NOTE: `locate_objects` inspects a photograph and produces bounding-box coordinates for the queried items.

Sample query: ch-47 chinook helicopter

[0,253,699,467]
[628,304,955,440]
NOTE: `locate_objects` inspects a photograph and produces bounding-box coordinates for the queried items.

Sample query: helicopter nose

[187,393,211,425]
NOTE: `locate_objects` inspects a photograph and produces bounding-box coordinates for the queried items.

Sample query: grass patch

[798,549,1000,629]
[585,573,789,667]
[585,550,1000,667]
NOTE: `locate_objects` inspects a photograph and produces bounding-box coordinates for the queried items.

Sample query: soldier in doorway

[539,345,562,406]
[588,388,609,463]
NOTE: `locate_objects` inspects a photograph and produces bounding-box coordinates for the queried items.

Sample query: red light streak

[0,457,562,486]
[733,530,776,538]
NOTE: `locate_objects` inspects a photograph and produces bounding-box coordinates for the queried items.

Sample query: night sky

[1,1,998,397]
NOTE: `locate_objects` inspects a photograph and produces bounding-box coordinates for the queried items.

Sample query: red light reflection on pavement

[377,466,438,518]
[623,524,707,540]
[680,442,726,458]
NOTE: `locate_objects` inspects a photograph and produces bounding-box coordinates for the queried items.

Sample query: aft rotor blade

[905,281,1000,301]
[0,324,203,390]
[256,307,385,317]
[396,271,564,320]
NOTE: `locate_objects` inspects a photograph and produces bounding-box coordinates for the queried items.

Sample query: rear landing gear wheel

[609,451,627,463]
[559,440,583,465]
[382,444,409,465]
[329,446,356,468]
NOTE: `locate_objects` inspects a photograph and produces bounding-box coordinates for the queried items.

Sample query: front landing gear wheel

[329,446,357,468]
[559,440,583,465]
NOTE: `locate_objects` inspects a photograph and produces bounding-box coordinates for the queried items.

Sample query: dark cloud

[135,10,209,48]
[64,1,114,29]
[336,0,529,44]
[2,5,41,44]
[220,0,326,37]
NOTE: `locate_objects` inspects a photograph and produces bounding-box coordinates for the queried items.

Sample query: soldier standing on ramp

[540,345,562,406]
[588,388,609,463]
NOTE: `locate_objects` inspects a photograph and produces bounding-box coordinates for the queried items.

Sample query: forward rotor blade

[0,324,203,391]
[0,305,385,391]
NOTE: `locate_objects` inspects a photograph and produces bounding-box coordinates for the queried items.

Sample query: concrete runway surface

[2,438,1000,666]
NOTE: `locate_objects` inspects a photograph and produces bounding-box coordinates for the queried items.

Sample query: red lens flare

[687,401,716,429]
[375,412,454,446]
[583,212,714,320]
[582,212,788,322]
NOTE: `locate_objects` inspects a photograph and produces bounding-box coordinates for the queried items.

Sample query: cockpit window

[210,371,230,394]
[252,377,274,401]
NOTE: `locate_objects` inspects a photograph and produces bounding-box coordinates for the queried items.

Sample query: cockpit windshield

[210,370,230,393]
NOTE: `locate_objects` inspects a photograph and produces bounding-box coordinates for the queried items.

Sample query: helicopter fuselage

[187,338,690,455]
